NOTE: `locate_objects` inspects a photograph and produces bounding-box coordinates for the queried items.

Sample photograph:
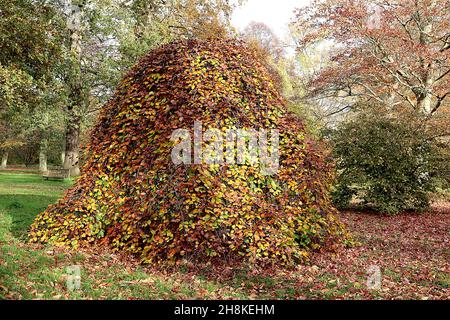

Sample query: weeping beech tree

[30,39,348,267]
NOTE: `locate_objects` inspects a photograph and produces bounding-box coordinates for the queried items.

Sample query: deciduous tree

[293,0,450,117]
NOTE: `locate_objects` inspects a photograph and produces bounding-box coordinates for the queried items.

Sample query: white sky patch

[232,0,311,39]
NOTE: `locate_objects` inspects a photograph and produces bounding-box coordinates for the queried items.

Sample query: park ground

[0,170,448,300]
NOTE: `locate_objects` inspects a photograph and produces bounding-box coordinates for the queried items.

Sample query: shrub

[332,113,446,215]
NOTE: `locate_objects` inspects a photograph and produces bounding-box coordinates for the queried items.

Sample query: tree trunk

[418,91,432,115]
[418,21,434,115]
[63,0,85,177]
[1,151,8,169]
[63,115,81,176]
[61,151,66,166]
[39,151,48,172]
[39,137,48,172]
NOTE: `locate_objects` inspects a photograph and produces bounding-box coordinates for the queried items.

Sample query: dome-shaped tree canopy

[30,38,347,267]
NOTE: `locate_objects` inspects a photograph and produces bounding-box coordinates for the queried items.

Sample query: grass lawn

[0,172,73,239]
[0,172,448,300]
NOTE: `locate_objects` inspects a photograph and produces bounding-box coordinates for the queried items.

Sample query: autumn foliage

[294,0,449,117]
[30,39,347,267]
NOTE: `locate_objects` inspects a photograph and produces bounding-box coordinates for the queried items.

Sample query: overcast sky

[231,0,311,39]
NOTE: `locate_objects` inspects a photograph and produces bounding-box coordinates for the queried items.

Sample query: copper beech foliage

[30,39,349,267]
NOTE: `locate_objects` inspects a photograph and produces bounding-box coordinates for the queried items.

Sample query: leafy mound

[30,39,347,267]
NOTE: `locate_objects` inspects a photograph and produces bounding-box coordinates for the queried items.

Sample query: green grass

[0,172,73,195]
[0,172,73,239]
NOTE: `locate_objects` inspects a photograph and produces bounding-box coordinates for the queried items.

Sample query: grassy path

[0,172,448,299]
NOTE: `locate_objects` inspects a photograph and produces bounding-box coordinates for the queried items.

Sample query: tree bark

[63,114,81,176]
[39,151,48,172]
[1,151,8,169]
[39,137,48,172]
[418,87,433,115]
[63,0,85,177]
[417,20,434,115]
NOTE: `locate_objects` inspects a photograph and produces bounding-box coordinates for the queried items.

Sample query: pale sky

[232,0,311,39]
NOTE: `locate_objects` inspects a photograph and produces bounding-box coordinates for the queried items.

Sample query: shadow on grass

[0,194,59,239]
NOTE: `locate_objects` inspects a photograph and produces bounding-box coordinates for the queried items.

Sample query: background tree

[241,22,283,61]
[0,0,63,168]
[293,0,449,118]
